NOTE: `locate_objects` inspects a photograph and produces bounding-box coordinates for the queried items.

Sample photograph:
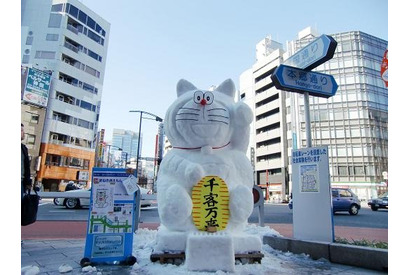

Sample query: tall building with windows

[21,0,110,191]
[112,128,141,161]
[239,37,287,200]
[240,27,388,201]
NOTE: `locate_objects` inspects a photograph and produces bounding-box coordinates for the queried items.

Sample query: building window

[53,111,71,124]
[338,166,348,176]
[56,91,75,105]
[35,51,56,59]
[354,166,365,176]
[25,36,33,45]
[46,154,90,169]
[22,55,30,64]
[24,111,39,124]
[46,33,59,41]
[48,13,62,28]
[50,132,68,145]
[45,154,61,166]
[26,134,36,145]
[30,114,39,124]
[51,3,63,12]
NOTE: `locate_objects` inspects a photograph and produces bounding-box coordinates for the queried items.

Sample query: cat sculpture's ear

[215,79,235,98]
[177,79,197,97]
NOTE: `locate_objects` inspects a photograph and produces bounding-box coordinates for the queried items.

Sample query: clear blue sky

[78,0,388,158]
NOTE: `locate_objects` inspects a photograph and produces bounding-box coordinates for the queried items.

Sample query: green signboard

[22,67,51,107]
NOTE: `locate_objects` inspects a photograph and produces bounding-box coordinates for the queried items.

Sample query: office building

[240,27,388,201]
[112,128,141,162]
[21,0,110,191]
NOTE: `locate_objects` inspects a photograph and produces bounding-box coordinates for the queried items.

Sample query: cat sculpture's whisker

[180,107,200,111]
[208,114,229,119]
[177,112,199,116]
[207,108,227,112]
[208,119,229,125]
[176,118,199,122]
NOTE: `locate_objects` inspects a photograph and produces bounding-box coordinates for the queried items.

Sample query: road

[249,202,388,229]
[23,199,387,242]
[37,199,387,229]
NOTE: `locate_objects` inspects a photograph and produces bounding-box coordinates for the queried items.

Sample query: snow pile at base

[131,224,311,275]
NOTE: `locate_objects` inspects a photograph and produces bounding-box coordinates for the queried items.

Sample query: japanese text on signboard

[292,148,327,164]
[192,175,229,231]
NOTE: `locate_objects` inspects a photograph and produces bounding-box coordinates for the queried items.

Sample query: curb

[263,235,388,272]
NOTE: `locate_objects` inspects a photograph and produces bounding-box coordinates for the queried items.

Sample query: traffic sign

[271,64,338,98]
[284,34,337,71]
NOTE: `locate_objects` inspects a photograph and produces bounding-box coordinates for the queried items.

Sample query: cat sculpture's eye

[203,92,214,105]
[193,91,214,105]
[194,91,203,104]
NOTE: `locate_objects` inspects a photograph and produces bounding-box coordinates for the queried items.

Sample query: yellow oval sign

[192,175,230,231]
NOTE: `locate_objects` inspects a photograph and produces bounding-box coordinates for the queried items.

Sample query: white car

[54,187,153,209]
[54,188,91,209]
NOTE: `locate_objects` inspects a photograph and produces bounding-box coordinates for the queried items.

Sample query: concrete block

[263,235,330,260]
[262,235,290,252]
[289,239,330,260]
[263,235,388,272]
[329,243,388,272]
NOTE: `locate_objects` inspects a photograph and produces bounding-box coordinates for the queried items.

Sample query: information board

[291,146,334,242]
[82,168,138,266]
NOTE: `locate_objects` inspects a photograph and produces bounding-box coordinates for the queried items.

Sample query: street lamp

[106,144,122,168]
[129,110,163,179]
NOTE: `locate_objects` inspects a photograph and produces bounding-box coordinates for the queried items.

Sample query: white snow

[130,224,349,275]
[58,263,73,273]
[185,231,235,272]
[132,224,283,274]
[155,79,259,266]
[20,265,40,275]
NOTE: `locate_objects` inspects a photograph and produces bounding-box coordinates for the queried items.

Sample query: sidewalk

[21,222,387,274]
[21,221,388,243]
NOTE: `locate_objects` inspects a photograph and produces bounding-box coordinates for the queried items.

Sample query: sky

[77,0,388,159]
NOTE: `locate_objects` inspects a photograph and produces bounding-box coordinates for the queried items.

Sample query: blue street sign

[284,34,337,71]
[271,64,338,98]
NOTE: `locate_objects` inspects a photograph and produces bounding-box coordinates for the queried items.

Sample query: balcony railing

[67,24,78,34]
[64,41,79,53]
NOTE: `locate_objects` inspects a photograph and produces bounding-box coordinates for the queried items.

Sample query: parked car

[54,188,92,209]
[287,188,361,215]
[368,192,388,211]
[54,187,153,209]
[332,188,361,215]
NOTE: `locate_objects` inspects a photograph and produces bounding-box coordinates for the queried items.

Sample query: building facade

[240,27,388,201]
[111,128,141,167]
[287,29,388,200]
[21,0,110,191]
[240,35,288,202]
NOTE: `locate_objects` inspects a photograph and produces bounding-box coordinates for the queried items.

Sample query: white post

[304,92,312,148]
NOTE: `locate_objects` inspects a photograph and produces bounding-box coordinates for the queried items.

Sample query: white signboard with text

[291,146,334,242]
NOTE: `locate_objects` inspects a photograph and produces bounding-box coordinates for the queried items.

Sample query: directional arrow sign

[271,64,338,98]
[284,34,337,71]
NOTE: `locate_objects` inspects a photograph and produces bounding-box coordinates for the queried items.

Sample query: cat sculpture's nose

[200,99,207,106]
